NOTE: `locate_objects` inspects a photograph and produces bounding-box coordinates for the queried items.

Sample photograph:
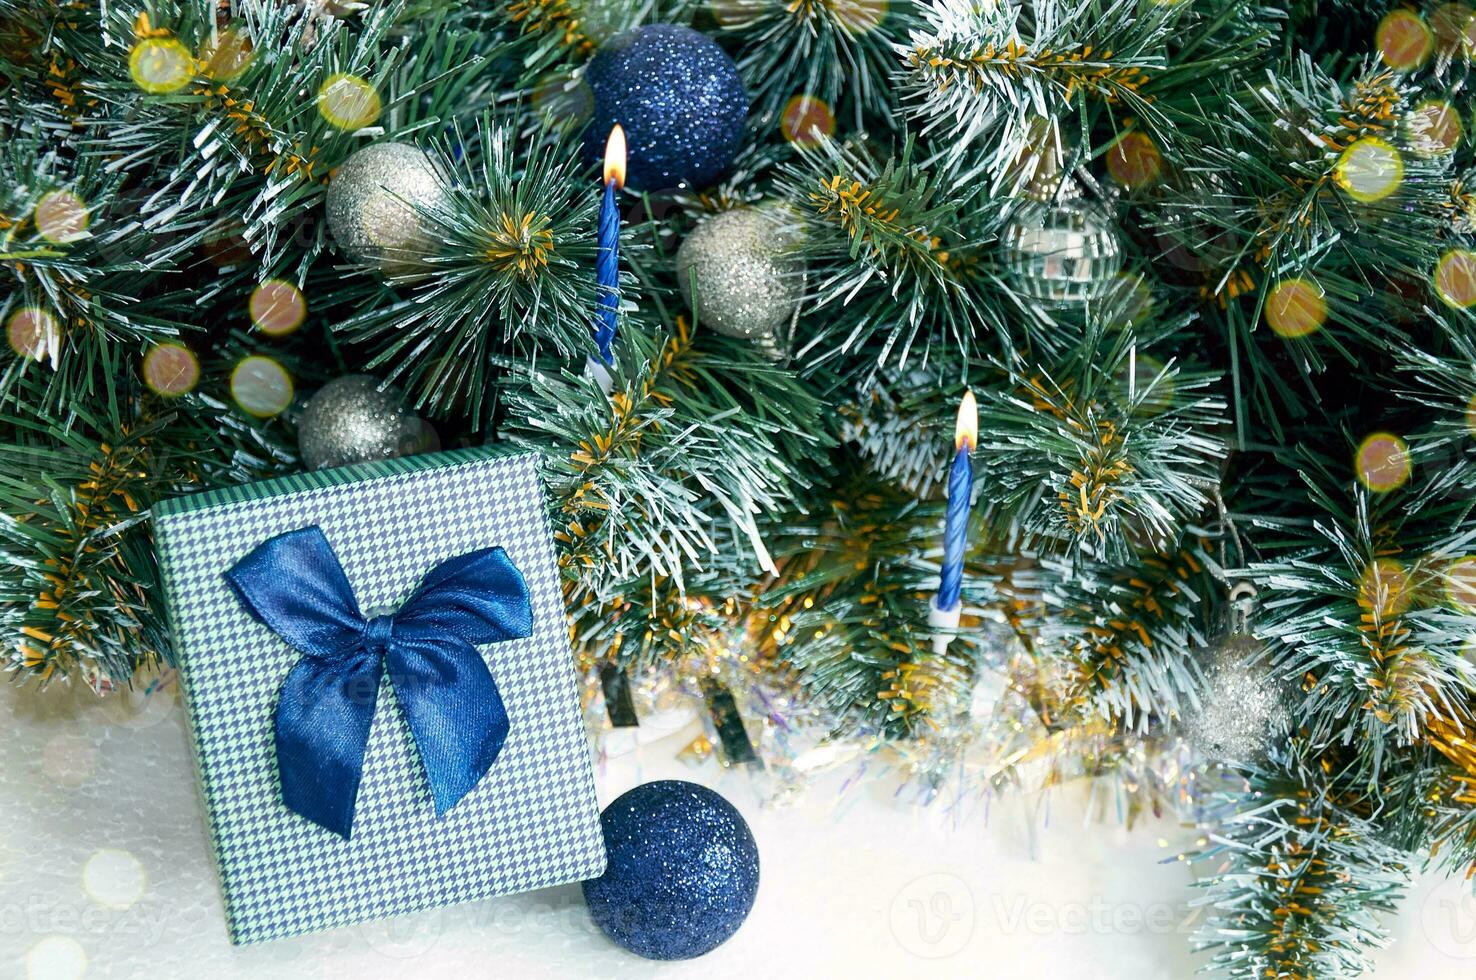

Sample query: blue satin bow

[225,526,533,839]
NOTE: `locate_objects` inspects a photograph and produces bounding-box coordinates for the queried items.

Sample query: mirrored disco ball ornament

[676,206,804,352]
[582,24,747,192]
[1001,179,1122,305]
[297,375,439,472]
[325,142,448,278]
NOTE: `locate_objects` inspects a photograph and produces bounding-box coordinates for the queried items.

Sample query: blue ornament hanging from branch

[582,24,748,193]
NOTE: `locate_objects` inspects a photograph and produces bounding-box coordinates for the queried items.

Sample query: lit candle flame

[955,390,977,453]
[603,124,626,189]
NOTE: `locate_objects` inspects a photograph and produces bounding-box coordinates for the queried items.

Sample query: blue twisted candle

[937,391,978,613]
[594,125,625,366]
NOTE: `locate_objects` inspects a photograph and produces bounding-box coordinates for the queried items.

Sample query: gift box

[153,446,605,944]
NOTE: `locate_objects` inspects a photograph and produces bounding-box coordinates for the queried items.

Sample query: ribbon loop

[225,526,533,839]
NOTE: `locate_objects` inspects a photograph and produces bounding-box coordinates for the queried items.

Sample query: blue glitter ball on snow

[582,780,759,959]
[582,24,747,192]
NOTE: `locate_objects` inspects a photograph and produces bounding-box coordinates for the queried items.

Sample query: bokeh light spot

[101,668,178,730]
[1107,271,1154,329]
[129,37,195,94]
[1355,431,1411,493]
[201,220,252,268]
[1447,556,1476,611]
[249,280,307,336]
[1434,248,1476,308]
[1360,558,1413,619]
[199,27,254,81]
[531,70,591,127]
[1265,278,1327,338]
[231,355,293,417]
[1377,9,1435,69]
[41,731,97,788]
[83,848,148,910]
[318,73,381,130]
[1106,131,1163,189]
[710,0,751,28]
[1334,137,1404,202]
[1118,353,1175,416]
[26,936,87,980]
[831,0,887,33]
[1407,99,1463,156]
[7,307,62,364]
[34,190,89,243]
[1432,3,1476,54]
[142,343,200,396]
[781,95,835,147]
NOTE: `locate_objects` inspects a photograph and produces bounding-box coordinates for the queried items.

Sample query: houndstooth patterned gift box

[153,446,605,944]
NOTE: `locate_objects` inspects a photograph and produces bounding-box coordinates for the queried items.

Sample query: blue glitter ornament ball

[582,25,747,192]
[582,780,759,959]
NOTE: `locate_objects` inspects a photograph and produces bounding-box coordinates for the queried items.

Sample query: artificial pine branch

[1196,756,1409,979]
[1245,448,1476,780]
[973,321,1225,563]
[331,117,600,424]
[5,3,1476,972]
[718,0,921,135]
[0,380,292,687]
[1043,530,1220,729]
[777,133,1005,374]
[503,316,830,610]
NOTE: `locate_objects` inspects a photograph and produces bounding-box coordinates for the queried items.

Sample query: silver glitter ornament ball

[676,207,804,349]
[1001,179,1122,305]
[325,142,448,277]
[1181,634,1290,764]
[297,375,439,472]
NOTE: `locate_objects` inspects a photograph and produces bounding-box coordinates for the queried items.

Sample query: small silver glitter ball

[675,207,804,350]
[1001,180,1122,305]
[297,375,439,472]
[325,142,447,277]
[1181,634,1289,764]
